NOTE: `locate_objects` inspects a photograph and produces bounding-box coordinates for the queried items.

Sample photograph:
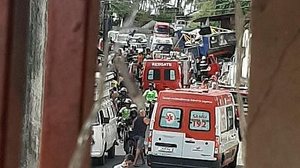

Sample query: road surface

[92,142,245,168]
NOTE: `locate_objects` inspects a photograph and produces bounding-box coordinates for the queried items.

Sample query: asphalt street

[92,142,245,168]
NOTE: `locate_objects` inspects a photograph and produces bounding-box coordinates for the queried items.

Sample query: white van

[91,99,118,165]
[147,89,239,168]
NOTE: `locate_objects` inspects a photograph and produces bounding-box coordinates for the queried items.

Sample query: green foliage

[154,12,173,23]
[110,1,133,19]
[134,11,153,26]
[189,0,251,27]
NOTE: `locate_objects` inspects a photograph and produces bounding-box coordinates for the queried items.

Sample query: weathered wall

[21,0,47,168]
[0,0,29,167]
[39,0,98,167]
[247,0,300,168]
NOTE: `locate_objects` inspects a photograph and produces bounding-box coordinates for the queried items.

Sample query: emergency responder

[143,83,158,102]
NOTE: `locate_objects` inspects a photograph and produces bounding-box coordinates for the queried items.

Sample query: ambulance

[142,59,182,92]
[147,89,239,168]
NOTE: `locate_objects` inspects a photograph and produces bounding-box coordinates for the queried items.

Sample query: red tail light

[147,130,153,152]
[215,136,220,154]
[235,105,240,118]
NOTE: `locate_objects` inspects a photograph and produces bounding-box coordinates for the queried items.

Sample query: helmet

[120,87,128,93]
[130,104,137,109]
[124,98,132,104]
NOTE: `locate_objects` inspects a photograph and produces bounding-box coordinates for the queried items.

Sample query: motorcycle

[145,100,156,118]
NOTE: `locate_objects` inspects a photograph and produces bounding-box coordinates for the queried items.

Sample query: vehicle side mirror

[103,117,110,124]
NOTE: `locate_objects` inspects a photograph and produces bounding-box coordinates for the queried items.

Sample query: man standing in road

[132,109,150,167]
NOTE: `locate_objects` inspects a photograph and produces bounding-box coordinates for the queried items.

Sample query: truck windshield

[154,44,172,52]
[155,25,169,34]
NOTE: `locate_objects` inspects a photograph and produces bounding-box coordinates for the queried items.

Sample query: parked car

[147,89,239,168]
[91,98,118,165]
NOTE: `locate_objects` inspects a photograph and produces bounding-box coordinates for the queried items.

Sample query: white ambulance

[147,89,240,168]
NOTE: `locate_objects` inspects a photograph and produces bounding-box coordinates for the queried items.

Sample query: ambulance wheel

[107,145,115,159]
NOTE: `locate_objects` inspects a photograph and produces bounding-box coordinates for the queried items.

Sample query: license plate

[158,147,173,153]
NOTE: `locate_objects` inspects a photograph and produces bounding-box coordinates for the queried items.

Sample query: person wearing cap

[143,83,158,102]
[119,98,132,120]
[132,109,150,167]
[114,154,135,168]
[117,98,132,140]
[130,104,138,121]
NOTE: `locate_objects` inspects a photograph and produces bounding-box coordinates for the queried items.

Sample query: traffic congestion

[92,19,249,168]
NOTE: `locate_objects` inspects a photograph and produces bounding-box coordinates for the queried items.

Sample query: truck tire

[107,144,115,159]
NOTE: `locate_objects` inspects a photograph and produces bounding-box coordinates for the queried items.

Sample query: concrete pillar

[247,1,300,168]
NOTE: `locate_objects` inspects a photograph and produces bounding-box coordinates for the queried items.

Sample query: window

[92,113,100,125]
[107,106,114,118]
[220,108,228,133]
[148,69,160,80]
[159,108,182,129]
[100,107,109,119]
[189,110,210,131]
[164,69,176,81]
[226,106,234,130]
[154,44,172,52]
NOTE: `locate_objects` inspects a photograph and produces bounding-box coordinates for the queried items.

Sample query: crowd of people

[103,45,157,167]
[102,30,219,167]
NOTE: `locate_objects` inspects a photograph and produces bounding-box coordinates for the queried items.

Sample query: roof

[155,22,170,26]
[144,59,179,63]
[193,13,235,23]
[161,88,231,97]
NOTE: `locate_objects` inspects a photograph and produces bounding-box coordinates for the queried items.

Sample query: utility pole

[103,0,110,43]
